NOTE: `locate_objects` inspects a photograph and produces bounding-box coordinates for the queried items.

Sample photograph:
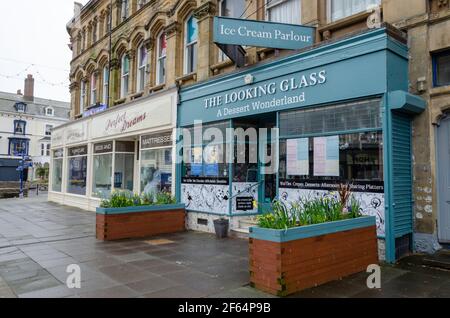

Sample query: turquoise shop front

[176,27,425,263]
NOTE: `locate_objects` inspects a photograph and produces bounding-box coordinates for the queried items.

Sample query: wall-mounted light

[417,77,427,93]
[244,74,254,85]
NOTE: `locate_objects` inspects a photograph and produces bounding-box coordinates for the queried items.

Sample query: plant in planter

[96,190,185,241]
[250,191,378,296]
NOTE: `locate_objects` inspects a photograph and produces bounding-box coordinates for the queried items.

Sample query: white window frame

[184,15,198,75]
[265,0,302,24]
[120,54,130,98]
[45,107,54,117]
[327,0,381,23]
[137,43,148,92]
[45,124,53,136]
[80,80,87,113]
[102,66,109,104]
[156,31,167,85]
[90,72,98,105]
[121,0,129,21]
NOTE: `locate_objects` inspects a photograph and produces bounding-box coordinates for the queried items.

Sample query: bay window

[184,15,198,74]
[137,43,148,92]
[120,54,130,98]
[266,0,301,25]
[329,0,381,22]
[156,32,167,85]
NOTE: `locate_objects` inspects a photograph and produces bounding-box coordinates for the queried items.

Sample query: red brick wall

[96,209,186,241]
[249,225,378,296]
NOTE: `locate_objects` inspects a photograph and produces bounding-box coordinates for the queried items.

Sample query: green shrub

[99,190,176,208]
[257,195,362,230]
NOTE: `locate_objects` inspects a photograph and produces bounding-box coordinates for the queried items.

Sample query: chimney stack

[17,89,22,95]
[24,74,34,101]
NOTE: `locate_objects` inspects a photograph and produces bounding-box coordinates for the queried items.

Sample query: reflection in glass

[92,154,112,198]
[140,148,172,194]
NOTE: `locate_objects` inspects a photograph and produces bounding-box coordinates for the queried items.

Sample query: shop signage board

[94,141,113,154]
[236,196,254,211]
[141,131,173,149]
[65,122,88,145]
[91,94,173,139]
[213,17,315,50]
[68,145,88,157]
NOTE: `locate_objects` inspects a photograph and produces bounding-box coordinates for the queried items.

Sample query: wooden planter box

[249,216,378,296]
[96,204,186,241]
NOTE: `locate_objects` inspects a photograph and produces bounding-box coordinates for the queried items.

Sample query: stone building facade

[66,0,450,253]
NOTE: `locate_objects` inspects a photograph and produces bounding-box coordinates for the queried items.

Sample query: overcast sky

[0,0,89,102]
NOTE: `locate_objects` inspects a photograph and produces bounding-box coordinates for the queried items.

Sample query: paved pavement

[0,195,449,298]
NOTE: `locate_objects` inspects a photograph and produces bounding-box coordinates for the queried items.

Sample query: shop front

[177,27,426,263]
[49,89,177,211]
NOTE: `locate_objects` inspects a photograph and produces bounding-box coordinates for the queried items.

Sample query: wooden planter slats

[249,216,378,296]
[96,204,186,241]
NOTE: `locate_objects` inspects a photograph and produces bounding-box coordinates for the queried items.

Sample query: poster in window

[191,147,203,176]
[313,136,339,176]
[203,145,219,177]
[286,138,309,176]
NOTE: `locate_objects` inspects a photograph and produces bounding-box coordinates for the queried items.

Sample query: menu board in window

[286,138,309,176]
[313,136,339,176]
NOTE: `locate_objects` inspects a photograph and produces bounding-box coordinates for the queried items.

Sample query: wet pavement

[0,195,449,298]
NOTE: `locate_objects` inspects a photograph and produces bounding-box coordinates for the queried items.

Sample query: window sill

[430,85,450,97]
[130,92,143,100]
[114,98,126,106]
[211,59,234,75]
[149,84,165,93]
[318,10,376,39]
[176,72,197,86]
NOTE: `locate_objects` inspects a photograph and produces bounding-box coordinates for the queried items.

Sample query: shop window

[433,50,450,87]
[266,0,301,25]
[52,149,64,192]
[182,121,229,181]
[279,99,382,137]
[137,43,148,92]
[92,142,113,198]
[14,120,26,135]
[156,32,167,85]
[120,54,130,98]
[184,15,198,74]
[114,141,135,192]
[141,148,173,194]
[45,124,53,136]
[232,121,258,183]
[102,66,109,105]
[279,131,383,183]
[67,145,88,196]
[328,0,380,22]
[9,138,29,156]
[90,72,98,105]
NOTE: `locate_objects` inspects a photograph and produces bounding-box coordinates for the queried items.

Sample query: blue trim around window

[13,120,26,135]
[432,50,450,87]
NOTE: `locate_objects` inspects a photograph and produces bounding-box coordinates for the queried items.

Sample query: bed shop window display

[67,145,88,195]
[140,132,173,194]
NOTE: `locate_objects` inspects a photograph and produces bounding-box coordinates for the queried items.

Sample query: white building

[0,75,70,181]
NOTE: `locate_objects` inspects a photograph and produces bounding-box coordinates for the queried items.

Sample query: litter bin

[213,218,229,239]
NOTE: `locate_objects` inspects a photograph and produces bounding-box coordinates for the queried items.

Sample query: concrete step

[238,217,258,229]
[230,227,250,239]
